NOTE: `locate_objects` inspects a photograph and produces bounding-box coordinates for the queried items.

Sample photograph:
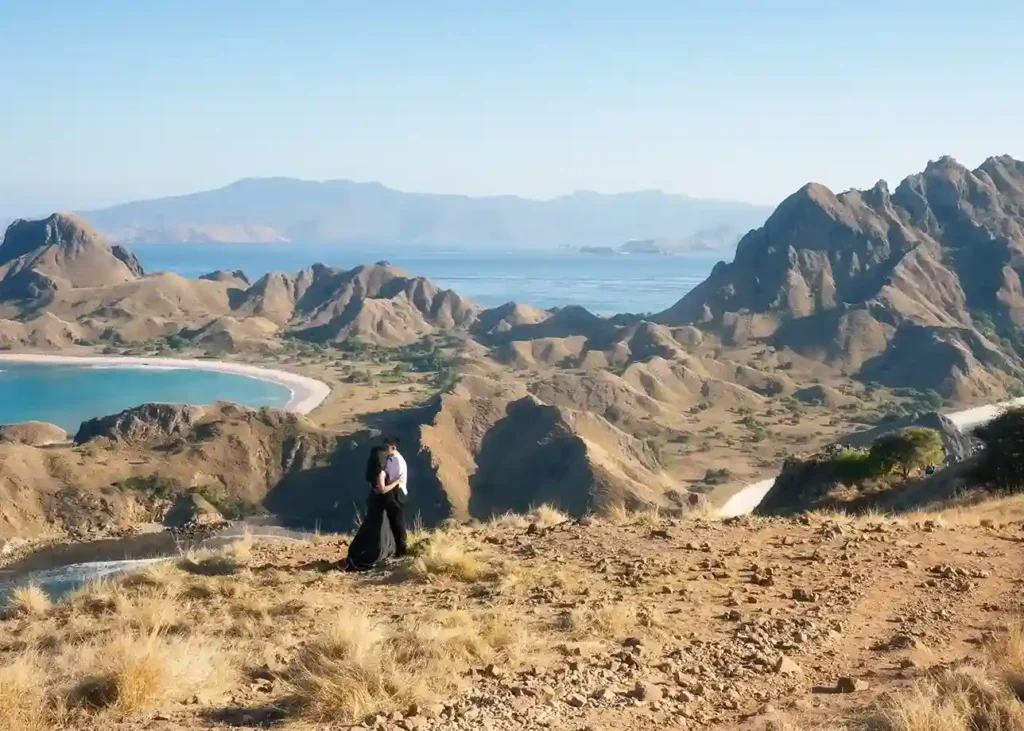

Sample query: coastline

[0,354,331,415]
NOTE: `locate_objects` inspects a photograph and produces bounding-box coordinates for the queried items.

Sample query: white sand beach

[0,354,330,414]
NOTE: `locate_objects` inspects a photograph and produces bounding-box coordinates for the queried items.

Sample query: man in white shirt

[381,435,408,556]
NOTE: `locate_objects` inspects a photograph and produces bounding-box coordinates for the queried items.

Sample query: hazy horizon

[2,1,1023,217]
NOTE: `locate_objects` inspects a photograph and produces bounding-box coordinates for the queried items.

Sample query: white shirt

[385,451,408,493]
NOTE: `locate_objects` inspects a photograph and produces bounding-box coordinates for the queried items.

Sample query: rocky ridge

[655,155,1024,398]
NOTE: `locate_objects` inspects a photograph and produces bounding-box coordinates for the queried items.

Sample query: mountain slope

[654,155,1024,397]
[80,177,771,247]
[0,213,143,300]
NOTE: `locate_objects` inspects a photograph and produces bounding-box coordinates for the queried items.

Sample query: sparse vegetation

[112,473,185,498]
[4,584,51,618]
[975,406,1024,492]
[287,607,528,723]
[871,427,945,478]
[192,483,261,519]
[407,532,505,582]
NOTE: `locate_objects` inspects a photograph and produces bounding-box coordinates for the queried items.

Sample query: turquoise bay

[0,364,292,433]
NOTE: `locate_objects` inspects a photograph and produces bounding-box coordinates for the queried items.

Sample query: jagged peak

[924,155,968,174]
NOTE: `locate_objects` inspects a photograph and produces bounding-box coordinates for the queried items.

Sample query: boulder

[163,491,225,528]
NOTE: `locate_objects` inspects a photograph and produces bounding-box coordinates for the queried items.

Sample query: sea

[0,363,292,434]
[132,244,723,316]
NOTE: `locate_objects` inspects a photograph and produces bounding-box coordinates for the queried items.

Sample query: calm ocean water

[133,244,721,316]
[0,364,291,433]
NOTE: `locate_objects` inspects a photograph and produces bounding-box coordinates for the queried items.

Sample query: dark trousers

[368,488,408,556]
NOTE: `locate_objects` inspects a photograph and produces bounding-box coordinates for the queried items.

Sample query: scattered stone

[565,693,587,708]
[873,634,918,651]
[628,681,663,703]
[792,588,817,602]
[836,676,868,693]
[774,654,802,676]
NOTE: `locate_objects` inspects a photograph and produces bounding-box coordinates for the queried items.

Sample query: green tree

[974,406,1024,491]
[869,427,945,478]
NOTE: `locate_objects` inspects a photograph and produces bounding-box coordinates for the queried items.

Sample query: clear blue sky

[1,0,1022,215]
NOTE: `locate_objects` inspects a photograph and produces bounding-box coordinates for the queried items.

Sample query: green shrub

[113,474,185,498]
[194,484,261,519]
[869,427,944,478]
[974,407,1024,491]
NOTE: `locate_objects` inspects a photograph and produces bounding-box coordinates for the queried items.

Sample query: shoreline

[0,354,331,415]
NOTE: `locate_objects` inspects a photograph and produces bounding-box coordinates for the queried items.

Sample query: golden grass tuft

[996,623,1024,700]
[66,630,236,716]
[862,664,1024,731]
[407,533,504,583]
[119,560,179,590]
[286,608,529,723]
[530,503,569,528]
[4,584,52,618]
[792,622,1024,731]
[0,654,51,731]
[558,601,638,640]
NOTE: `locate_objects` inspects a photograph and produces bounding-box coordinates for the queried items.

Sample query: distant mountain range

[67,178,771,247]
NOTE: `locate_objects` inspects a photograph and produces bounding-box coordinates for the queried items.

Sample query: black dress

[344,473,397,570]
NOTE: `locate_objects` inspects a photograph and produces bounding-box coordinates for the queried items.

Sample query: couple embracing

[343,435,409,571]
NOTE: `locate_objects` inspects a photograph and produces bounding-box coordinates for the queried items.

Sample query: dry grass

[0,654,52,731]
[407,532,505,582]
[996,623,1024,700]
[65,630,236,716]
[602,501,672,527]
[4,584,52,618]
[788,623,1024,731]
[530,503,569,528]
[861,664,1024,731]
[287,608,529,723]
[558,601,638,640]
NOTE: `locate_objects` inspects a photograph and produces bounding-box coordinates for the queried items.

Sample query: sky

[1,0,1023,216]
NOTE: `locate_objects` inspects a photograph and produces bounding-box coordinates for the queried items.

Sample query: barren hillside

[2,502,1022,730]
[655,156,1024,399]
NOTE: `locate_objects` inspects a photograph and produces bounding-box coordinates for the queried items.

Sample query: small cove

[0,362,293,433]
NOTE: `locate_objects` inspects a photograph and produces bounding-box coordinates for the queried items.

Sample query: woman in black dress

[342,446,397,570]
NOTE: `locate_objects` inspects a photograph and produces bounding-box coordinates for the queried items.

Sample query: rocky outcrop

[162,492,225,528]
[74,403,206,445]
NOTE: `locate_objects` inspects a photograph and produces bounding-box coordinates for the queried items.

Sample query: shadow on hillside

[262,400,452,532]
[467,398,593,518]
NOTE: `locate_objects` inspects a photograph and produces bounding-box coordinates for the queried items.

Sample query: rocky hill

[0,213,142,300]
[655,155,1024,398]
[0,214,488,348]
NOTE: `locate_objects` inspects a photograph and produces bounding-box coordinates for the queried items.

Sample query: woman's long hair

[365,445,386,484]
